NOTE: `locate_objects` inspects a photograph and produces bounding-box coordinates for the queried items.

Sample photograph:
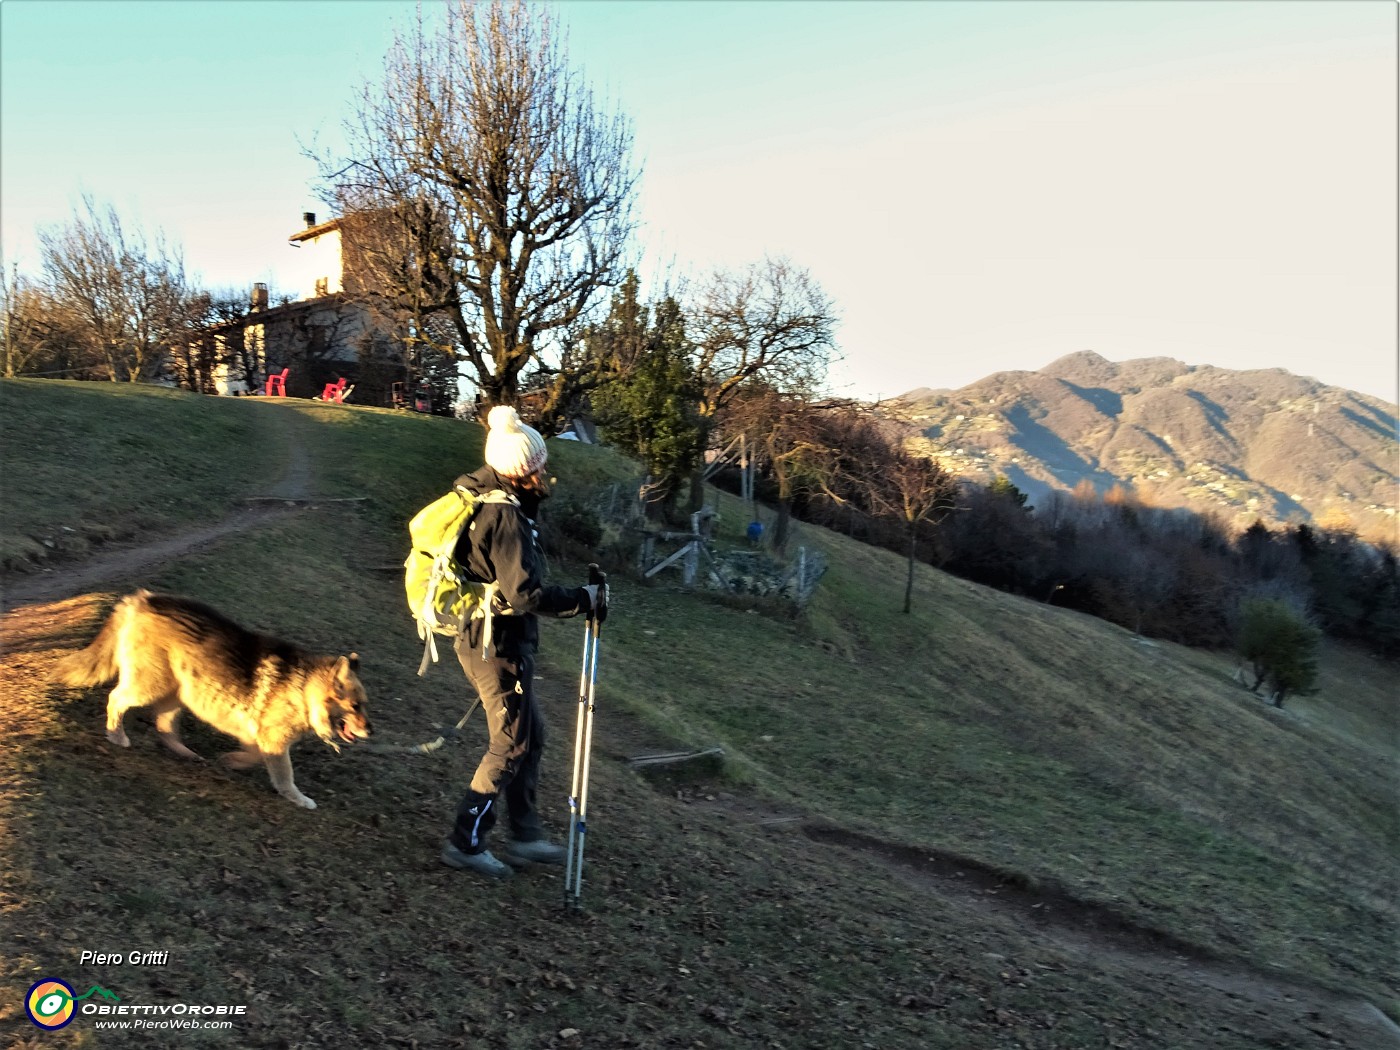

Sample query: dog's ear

[333,654,359,681]
[347,652,360,673]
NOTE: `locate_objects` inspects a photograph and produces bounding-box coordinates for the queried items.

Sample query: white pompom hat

[484,405,548,478]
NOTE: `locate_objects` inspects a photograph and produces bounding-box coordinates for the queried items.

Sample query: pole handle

[587,563,608,623]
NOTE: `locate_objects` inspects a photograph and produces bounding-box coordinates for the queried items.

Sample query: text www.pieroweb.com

[94,1018,236,1031]
[83,1003,246,1030]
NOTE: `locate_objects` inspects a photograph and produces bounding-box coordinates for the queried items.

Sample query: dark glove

[584,564,608,623]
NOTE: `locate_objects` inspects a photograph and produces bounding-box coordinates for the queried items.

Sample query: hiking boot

[440,841,513,880]
[501,839,567,867]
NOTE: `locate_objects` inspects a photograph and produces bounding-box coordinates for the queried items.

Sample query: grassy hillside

[1,379,1395,1049]
[0,381,269,570]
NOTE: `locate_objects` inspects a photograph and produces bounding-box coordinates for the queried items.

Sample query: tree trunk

[639,475,670,522]
[904,527,917,614]
[773,499,792,555]
[687,468,705,514]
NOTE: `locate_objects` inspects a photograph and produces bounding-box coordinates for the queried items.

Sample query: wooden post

[740,432,750,505]
[683,538,698,586]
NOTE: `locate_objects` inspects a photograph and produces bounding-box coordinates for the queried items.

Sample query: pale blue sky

[2,0,1395,403]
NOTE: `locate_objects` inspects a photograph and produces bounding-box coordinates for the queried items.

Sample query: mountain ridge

[887,351,1397,539]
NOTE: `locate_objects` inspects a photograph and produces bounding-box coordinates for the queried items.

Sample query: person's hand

[583,566,608,622]
[582,584,609,621]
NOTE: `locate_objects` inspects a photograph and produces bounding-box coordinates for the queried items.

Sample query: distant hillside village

[883,351,1398,544]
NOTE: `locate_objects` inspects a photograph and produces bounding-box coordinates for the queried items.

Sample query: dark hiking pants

[448,639,547,854]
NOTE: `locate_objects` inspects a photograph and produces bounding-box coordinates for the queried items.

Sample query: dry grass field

[1,379,1395,1049]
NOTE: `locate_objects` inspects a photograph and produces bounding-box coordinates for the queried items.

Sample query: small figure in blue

[746,519,764,547]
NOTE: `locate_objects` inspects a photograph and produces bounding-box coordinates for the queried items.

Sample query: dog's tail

[51,593,139,688]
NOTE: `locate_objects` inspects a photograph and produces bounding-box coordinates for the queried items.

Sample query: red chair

[264,368,288,396]
[320,377,348,402]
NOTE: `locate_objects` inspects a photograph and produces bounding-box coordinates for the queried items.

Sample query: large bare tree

[323,0,639,408]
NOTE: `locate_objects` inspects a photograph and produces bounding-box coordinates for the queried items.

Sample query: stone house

[209,213,402,402]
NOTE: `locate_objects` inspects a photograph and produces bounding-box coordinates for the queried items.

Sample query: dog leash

[360,698,481,756]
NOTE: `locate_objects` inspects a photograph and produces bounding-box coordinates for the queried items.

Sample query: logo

[24,979,120,1029]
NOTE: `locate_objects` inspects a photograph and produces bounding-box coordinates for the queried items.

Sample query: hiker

[440,405,606,879]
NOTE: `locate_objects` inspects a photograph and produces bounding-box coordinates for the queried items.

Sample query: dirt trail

[0,401,314,611]
[691,794,1400,1048]
[814,824,1400,1047]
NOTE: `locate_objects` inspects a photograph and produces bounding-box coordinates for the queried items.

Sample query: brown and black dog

[52,590,371,809]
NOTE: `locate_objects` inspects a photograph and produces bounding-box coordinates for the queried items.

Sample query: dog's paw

[106,729,130,748]
[160,738,203,761]
[284,793,316,810]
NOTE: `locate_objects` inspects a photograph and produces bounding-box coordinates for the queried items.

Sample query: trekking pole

[565,564,605,909]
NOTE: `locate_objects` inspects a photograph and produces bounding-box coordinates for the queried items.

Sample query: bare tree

[37,195,188,382]
[690,256,837,418]
[2,265,76,377]
[323,0,639,408]
[724,387,852,553]
[171,291,220,393]
[329,202,458,402]
[684,256,838,509]
[847,440,958,614]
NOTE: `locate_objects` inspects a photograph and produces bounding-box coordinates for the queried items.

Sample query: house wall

[257,301,377,397]
[284,228,344,302]
[211,326,264,396]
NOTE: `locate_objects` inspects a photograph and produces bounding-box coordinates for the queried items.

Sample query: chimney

[303,212,316,228]
[251,282,269,312]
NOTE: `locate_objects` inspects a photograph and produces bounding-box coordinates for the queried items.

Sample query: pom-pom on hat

[484,405,548,478]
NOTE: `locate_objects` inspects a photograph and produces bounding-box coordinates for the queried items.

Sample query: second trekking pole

[565,564,606,909]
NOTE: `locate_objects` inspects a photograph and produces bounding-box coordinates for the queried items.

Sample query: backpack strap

[459,489,520,660]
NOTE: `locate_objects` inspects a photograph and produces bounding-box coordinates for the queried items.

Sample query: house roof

[288,217,343,244]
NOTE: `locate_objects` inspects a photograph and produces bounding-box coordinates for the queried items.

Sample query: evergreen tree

[591,282,703,517]
[1238,597,1321,707]
[987,474,1029,507]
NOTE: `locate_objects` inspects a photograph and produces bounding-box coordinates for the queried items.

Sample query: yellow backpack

[404,485,518,675]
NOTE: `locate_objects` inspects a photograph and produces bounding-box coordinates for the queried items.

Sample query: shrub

[539,494,604,561]
[1237,597,1321,707]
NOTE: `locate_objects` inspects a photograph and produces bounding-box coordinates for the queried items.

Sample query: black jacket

[451,466,589,657]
